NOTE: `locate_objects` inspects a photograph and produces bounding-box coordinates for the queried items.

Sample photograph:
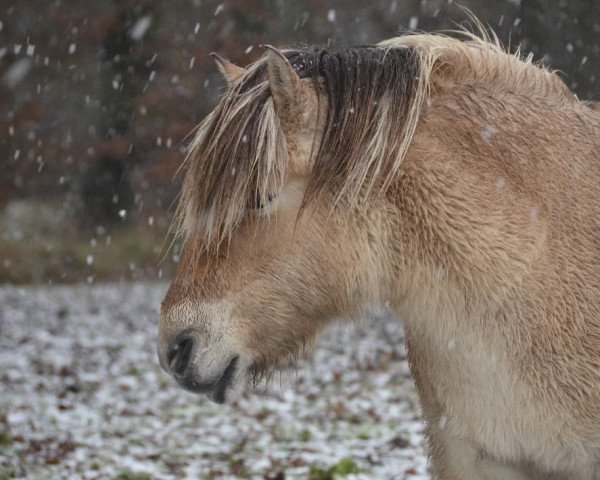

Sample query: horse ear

[263,45,306,118]
[210,53,246,85]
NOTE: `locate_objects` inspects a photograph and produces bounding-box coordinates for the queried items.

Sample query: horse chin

[248,348,312,388]
[206,369,247,404]
[201,352,309,404]
[199,357,249,404]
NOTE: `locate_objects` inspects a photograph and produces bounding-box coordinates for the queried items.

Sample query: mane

[381,29,574,104]
[175,29,575,250]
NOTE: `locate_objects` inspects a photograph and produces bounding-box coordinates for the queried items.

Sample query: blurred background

[1,0,599,285]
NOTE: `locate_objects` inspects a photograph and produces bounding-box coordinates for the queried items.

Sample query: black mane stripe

[298,46,421,204]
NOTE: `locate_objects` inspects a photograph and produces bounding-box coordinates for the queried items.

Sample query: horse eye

[251,193,274,210]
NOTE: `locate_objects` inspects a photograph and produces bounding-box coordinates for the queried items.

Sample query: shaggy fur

[160,29,600,480]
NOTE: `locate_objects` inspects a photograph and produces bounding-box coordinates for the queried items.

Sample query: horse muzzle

[158,334,242,404]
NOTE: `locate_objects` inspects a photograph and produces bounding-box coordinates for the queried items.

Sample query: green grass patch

[0,430,13,449]
[309,458,359,479]
[114,470,153,480]
[0,467,17,480]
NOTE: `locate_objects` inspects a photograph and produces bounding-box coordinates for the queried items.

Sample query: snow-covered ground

[0,283,428,479]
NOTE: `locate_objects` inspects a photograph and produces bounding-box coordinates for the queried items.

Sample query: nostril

[168,338,195,376]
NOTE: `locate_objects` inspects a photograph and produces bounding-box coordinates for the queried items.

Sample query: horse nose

[167,337,196,377]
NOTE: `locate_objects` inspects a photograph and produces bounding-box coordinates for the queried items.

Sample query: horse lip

[207,355,240,404]
[176,355,240,401]
[177,376,216,394]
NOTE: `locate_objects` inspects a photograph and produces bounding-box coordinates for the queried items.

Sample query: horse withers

[158,32,600,479]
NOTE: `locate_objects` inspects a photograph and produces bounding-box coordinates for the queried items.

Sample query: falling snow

[530,206,540,221]
[4,59,32,88]
[130,15,152,41]
[438,415,447,429]
[481,124,497,143]
[495,177,506,191]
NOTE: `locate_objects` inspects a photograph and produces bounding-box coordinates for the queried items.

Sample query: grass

[0,467,17,480]
[0,215,178,284]
[114,470,153,480]
[0,431,13,449]
[309,459,360,479]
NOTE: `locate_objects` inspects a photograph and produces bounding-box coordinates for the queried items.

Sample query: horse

[157,30,600,479]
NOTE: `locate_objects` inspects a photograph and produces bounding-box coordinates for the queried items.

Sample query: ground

[0,283,428,479]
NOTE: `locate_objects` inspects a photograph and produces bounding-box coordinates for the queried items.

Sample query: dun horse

[158,31,600,479]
